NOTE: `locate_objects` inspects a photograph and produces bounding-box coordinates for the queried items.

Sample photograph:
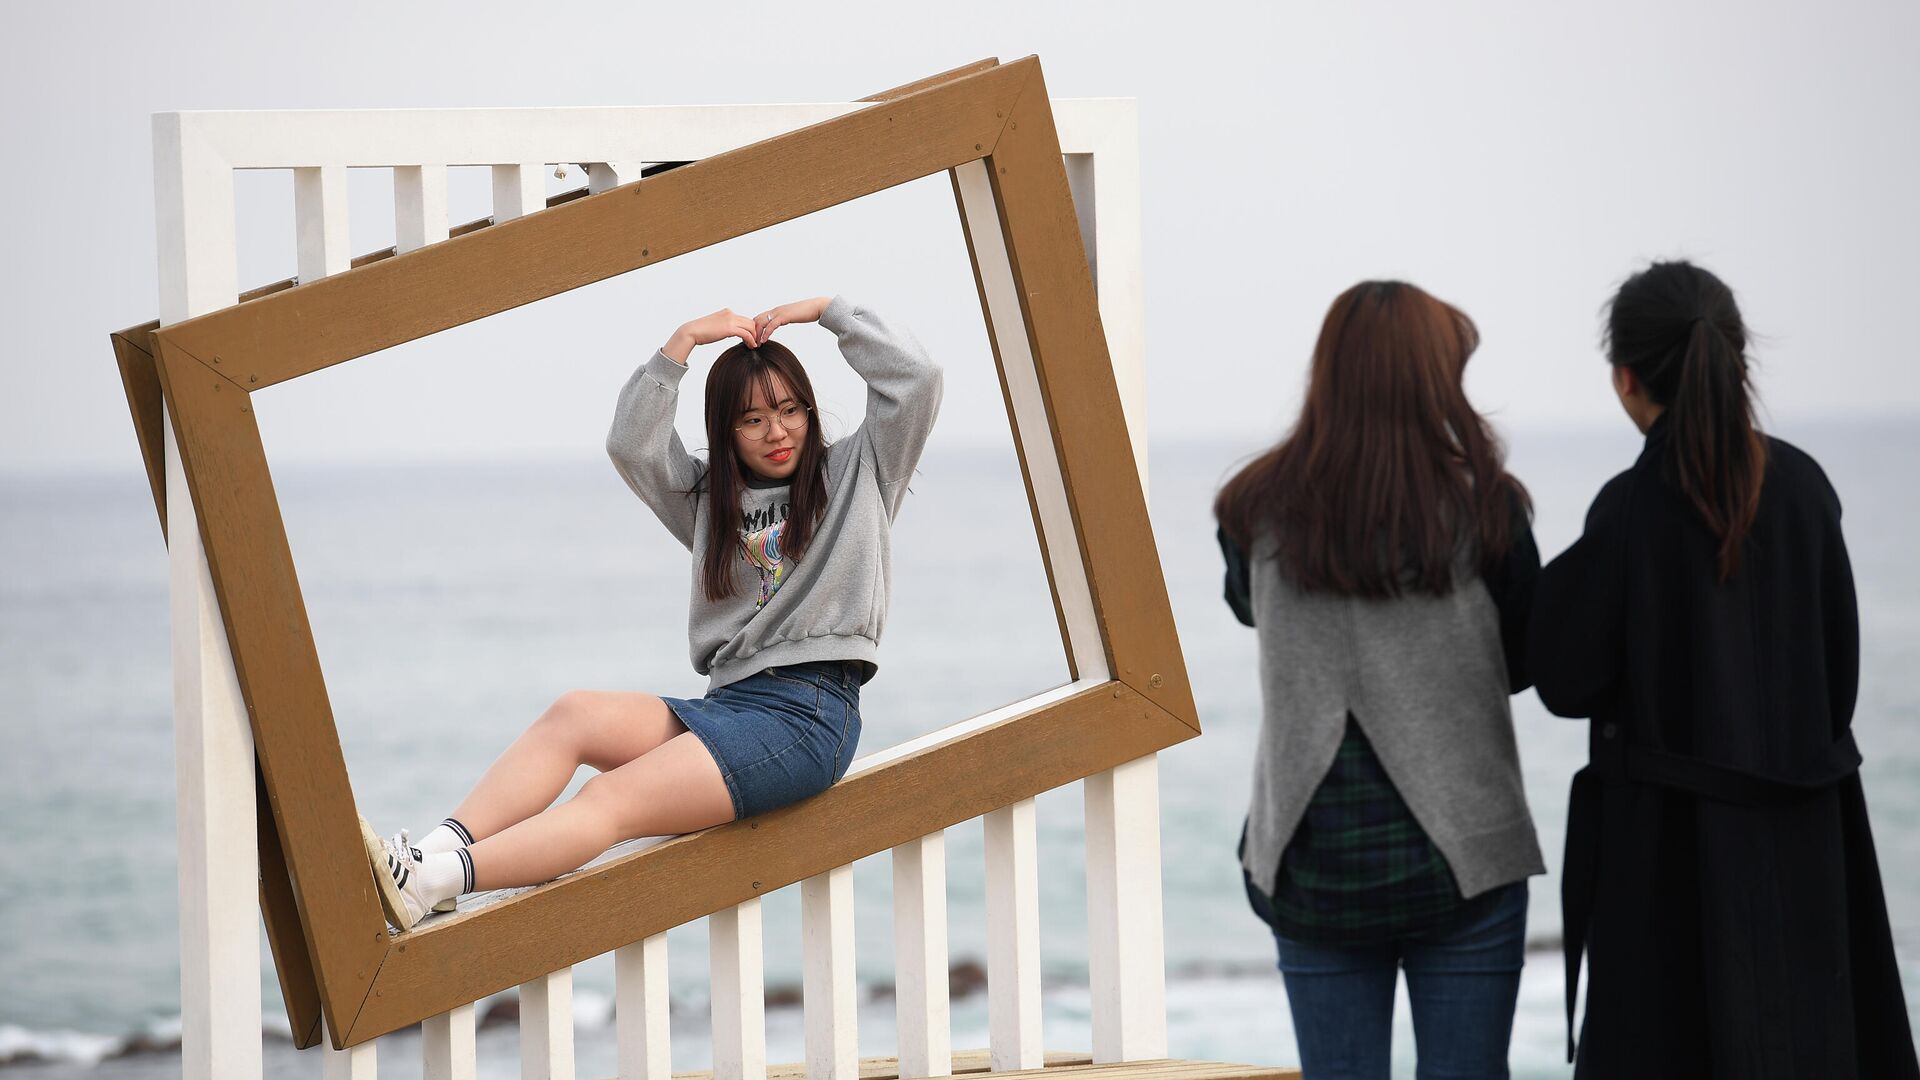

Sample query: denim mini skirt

[661,660,863,820]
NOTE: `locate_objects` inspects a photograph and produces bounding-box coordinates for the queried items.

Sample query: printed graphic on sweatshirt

[740,501,791,608]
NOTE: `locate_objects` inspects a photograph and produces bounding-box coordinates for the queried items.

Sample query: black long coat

[1531,416,1916,1078]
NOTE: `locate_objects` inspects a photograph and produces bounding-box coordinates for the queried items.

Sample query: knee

[533,690,596,740]
[574,773,636,839]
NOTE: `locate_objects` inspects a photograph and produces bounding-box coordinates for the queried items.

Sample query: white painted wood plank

[847,678,1099,777]
[175,105,865,169]
[1049,99,1166,1062]
[293,165,350,282]
[951,159,1107,680]
[710,900,767,1080]
[616,934,670,1080]
[519,968,576,1080]
[172,100,1120,171]
[393,164,450,254]
[491,161,545,222]
[153,112,257,1080]
[801,865,858,1080]
[892,832,950,1079]
[984,799,1043,1070]
[1061,104,1146,488]
[586,161,643,194]
[1084,756,1168,1061]
[421,1002,476,1080]
[155,114,239,321]
[321,1019,378,1079]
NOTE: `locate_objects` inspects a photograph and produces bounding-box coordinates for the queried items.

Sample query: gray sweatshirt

[606,297,943,691]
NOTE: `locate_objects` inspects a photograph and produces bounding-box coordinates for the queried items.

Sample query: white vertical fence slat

[1085,756,1169,1061]
[154,113,259,1080]
[321,1020,378,1080]
[393,164,451,254]
[710,900,768,1080]
[491,161,545,221]
[1063,121,1146,489]
[616,934,671,1080]
[154,115,239,321]
[1069,111,1164,1061]
[586,161,643,194]
[519,968,576,1080]
[801,865,858,1080]
[293,164,351,283]
[422,1002,477,1080]
[984,799,1044,1070]
[892,832,951,1079]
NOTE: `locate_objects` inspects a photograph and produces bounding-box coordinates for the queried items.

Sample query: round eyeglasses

[735,402,811,442]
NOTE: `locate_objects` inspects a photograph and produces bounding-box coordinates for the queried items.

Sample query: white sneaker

[359,816,432,932]
[379,828,456,913]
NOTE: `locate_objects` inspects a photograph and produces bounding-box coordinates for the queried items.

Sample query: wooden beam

[109,325,167,535]
[152,334,388,1043]
[861,58,1001,102]
[111,321,328,1048]
[122,58,1200,1049]
[258,762,325,1049]
[150,63,1026,389]
[644,1054,1298,1080]
[349,684,1193,1039]
[981,69,1195,725]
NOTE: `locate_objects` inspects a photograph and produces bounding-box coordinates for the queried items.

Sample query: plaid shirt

[1250,717,1491,945]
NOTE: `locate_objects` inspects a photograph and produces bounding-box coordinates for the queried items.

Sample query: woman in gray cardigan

[356,296,942,932]
[1216,281,1543,1079]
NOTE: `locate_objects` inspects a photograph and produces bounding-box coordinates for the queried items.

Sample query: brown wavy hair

[697,340,829,602]
[1214,280,1528,598]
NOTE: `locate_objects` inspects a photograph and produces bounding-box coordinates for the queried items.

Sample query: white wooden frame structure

[154,81,1159,1080]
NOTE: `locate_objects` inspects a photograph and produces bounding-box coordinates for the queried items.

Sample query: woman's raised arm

[758,296,943,517]
[606,309,758,549]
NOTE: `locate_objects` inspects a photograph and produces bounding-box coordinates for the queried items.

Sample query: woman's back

[1535,423,1860,782]
[1234,522,1541,901]
[1533,260,1915,1078]
[1218,280,1544,1079]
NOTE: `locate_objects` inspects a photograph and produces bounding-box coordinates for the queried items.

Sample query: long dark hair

[1214,280,1528,598]
[1605,261,1766,581]
[698,340,830,602]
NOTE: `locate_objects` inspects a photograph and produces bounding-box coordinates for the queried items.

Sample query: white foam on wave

[0,1023,124,1067]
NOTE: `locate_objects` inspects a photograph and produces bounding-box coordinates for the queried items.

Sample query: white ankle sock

[417,850,469,909]
[416,819,470,855]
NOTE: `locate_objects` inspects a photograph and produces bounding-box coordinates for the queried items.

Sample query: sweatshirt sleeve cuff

[644,349,689,388]
[818,295,857,333]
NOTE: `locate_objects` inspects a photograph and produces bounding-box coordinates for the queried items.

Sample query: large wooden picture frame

[113,57,1196,1049]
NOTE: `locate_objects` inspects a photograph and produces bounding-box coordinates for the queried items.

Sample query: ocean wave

[0,1017,176,1069]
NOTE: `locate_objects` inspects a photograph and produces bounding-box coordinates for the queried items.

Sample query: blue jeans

[1274,881,1528,1080]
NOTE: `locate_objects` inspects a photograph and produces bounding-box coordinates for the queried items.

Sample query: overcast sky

[3,0,1916,475]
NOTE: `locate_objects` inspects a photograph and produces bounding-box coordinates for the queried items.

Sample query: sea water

[3,421,1916,1078]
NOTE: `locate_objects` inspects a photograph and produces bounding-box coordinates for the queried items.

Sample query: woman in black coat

[1531,261,1917,1078]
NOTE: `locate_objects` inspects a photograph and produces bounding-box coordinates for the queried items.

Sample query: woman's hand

[663,309,760,364]
[751,296,833,345]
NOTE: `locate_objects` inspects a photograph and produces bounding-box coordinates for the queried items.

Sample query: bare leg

[465,731,735,889]
[450,691,684,841]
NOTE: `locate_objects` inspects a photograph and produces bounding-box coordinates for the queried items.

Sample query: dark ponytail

[1606,261,1767,580]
